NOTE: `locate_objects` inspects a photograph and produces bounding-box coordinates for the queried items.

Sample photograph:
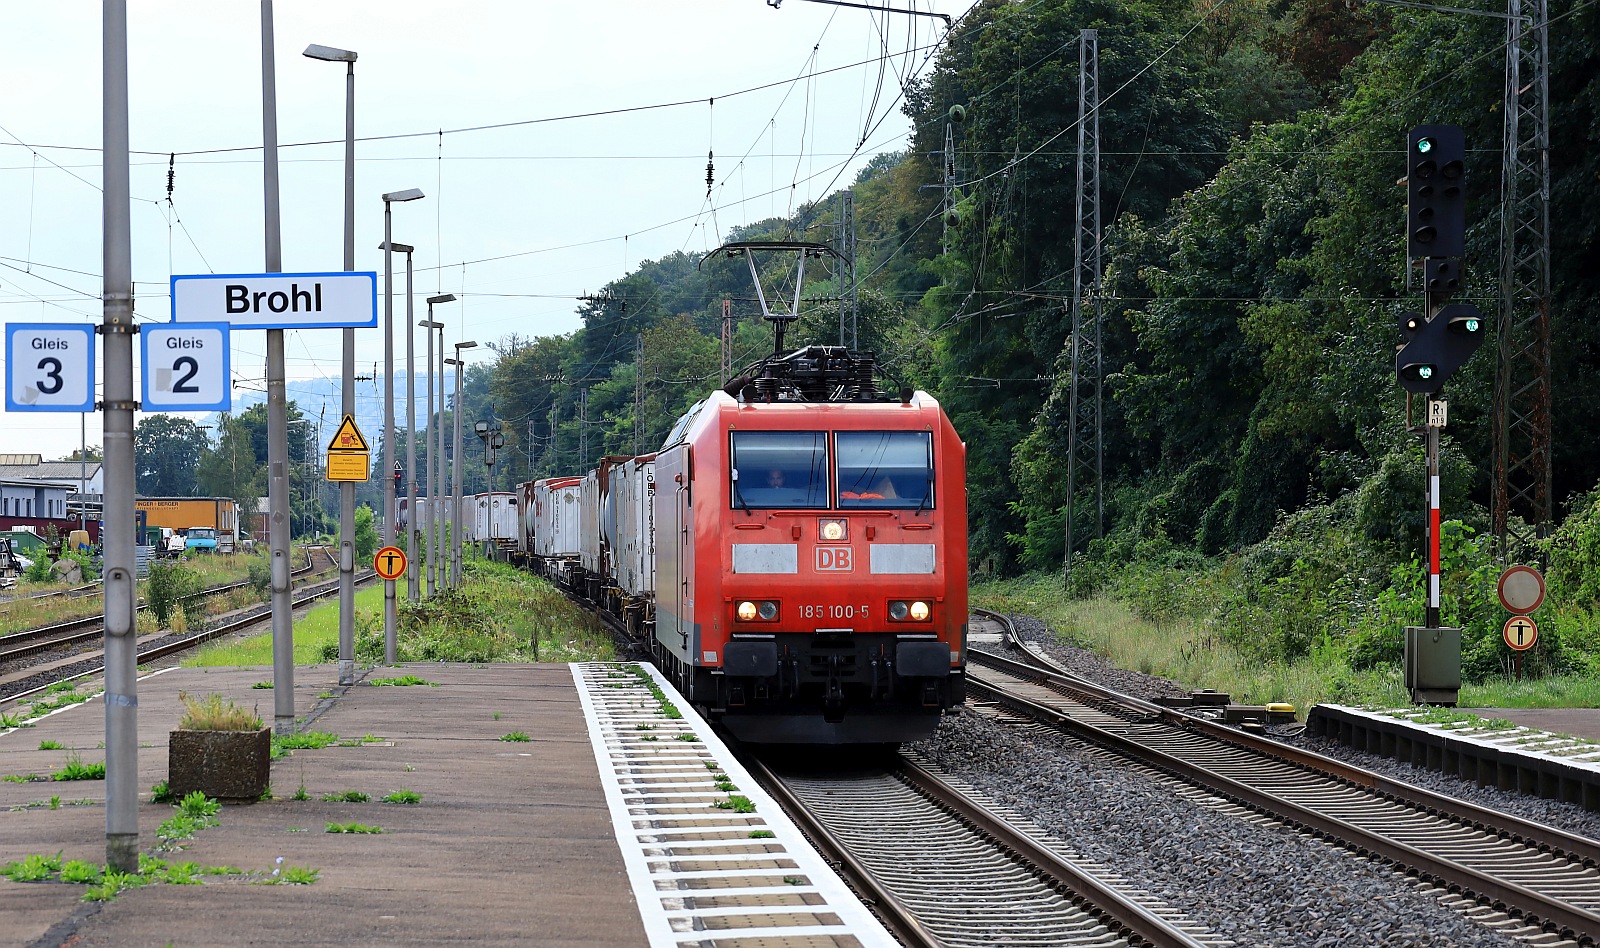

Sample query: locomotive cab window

[730,431,830,509]
[837,431,934,509]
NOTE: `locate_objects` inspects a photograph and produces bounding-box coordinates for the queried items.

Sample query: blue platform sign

[141,322,231,412]
[171,271,377,329]
[5,323,96,413]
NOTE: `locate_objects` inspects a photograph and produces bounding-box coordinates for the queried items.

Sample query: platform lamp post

[434,328,449,591]
[378,240,419,601]
[450,340,478,587]
[420,298,451,596]
[301,41,358,685]
[380,188,423,665]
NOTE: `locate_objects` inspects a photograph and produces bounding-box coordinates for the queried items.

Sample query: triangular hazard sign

[327,414,370,452]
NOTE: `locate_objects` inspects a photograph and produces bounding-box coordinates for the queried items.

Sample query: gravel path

[903,612,1598,947]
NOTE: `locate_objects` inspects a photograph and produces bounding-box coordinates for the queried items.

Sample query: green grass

[320,790,369,803]
[713,795,756,813]
[973,575,1415,714]
[369,675,437,687]
[185,586,384,666]
[325,822,382,834]
[382,789,421,804]
[499,731,530,742]
[51,756,105,781]
[37,740,65,750]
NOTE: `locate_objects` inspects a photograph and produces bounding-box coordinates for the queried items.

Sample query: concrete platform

[1,663,648,948]
[1,662,897,948]
[1308,703,1600,810]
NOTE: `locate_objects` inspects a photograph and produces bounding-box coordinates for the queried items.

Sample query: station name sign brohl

[171,271,377,330]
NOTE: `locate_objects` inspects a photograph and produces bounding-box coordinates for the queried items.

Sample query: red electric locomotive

[650,345,968,743]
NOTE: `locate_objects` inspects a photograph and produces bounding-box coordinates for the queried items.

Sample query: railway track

[968,608,1600,946]
[0,549,327,664]
[750,750,1219,947]
[2,547,369,704]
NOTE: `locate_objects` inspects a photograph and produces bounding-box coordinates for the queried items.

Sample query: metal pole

[437,342,448,589]
[338,57,357,686]
[261,0,295,735]
[382,204,397,663]
[101,0,139,874]
[423,310,436,596]
[404,251,418,600]
[451,355,465,587]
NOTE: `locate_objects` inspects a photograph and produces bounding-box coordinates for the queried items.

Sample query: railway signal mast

[1396,125,1485,705]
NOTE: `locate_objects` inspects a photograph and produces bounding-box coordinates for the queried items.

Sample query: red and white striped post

[1425,411,1442,628]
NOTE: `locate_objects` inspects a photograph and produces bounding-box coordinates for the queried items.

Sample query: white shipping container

[533,478,583,558]
[473,492,518,545]
[578,469,604,576]
[614,456,657,599]
[517,481,537,553]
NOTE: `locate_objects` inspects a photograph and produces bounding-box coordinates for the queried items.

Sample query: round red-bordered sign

[1497,565,1546,614]
[373,545,407,581]
[1503,614,1539,651]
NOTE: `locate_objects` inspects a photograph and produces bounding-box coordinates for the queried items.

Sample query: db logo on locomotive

[816,547,853,571]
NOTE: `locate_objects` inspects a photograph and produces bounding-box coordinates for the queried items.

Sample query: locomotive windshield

[730,431,830,508]
[836,431,934,509]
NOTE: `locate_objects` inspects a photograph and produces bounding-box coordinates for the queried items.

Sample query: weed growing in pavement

[0,712,24,729]
[403,764,415,772]
[3,773,41,783]
[639,735,658,741]
[748,830,775,839]
[635,724,654,731]
[251,681,272,689]
[270,731,340,760]
[1391,706,1517,730]
[320,790,369,803]
[493,711,502,720]
[49,796,60,810]
[82,870,146,902]
[382,789,421,804]
[369,675,437,687]
[336,733,383,747]
[156,792,221,846]
[704,761,720,770]
[291,784,311,801]
[713,795,756,813]
[269,865,320,884]
[622,664,682,719]
[324,822,382,834]
[783,876,806,886]
[499,731,531,742]
[58,860,101,884]
[51,756,105,781]
[37,740,64,750]
[675,733,698,742]
[317,692,335,699]
[150,780,177,803]
[2,852,61,882]
[713,776,737,792]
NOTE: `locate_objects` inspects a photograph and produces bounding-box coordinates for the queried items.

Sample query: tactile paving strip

[572,663,896,948]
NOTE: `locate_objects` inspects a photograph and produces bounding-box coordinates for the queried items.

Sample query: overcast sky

[0,0,970,460]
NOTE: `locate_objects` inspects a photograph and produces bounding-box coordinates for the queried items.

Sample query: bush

[23,554,53,584]
[246,555,272,597]
[145,562,204,629]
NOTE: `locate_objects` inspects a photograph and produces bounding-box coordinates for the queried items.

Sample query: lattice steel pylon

[1064,29,1102,584]
[1493,0,1552,554]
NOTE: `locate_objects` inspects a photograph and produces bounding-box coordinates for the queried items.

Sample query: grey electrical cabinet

[1404,626,1460,706]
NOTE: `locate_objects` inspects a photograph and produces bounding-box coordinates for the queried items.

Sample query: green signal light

[1418,366,1434,379]
[1417,137,1435,154]
[1465,318,1480,332]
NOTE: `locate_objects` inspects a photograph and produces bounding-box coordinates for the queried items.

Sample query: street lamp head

[455,340,478,352]
[303,44,357,62]
[427,294,457,305]
[382,188,425,203]
[378,241,414,253]
[419,320,444,329]
[443,358,462,366]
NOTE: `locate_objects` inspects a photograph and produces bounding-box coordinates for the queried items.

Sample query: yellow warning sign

[325,451,370,482]
[327,414,370,452]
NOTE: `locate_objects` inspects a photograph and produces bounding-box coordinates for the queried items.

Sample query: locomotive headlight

[736,600,780,622]
[888,600,932,622]
[819,518,848,541]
